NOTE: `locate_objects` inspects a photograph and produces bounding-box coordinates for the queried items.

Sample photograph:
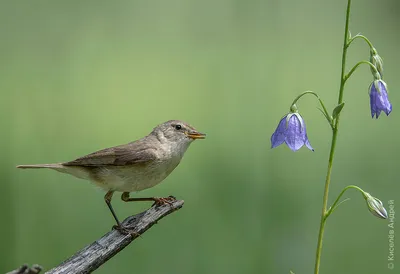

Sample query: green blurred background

[1,0,398,273]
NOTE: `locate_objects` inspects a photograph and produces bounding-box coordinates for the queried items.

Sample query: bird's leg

[121,192,176,207]
[104,190,134,236]
[104,190,121,226]
[105,192,139,236]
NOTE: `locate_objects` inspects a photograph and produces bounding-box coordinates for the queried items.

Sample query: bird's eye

[175,124,182,130]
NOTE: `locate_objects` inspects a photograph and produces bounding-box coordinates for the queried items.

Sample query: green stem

[313,1,351,274]
[344,60,378,82]
[290,91,331,125]
[347,34,374,49]
[291,91,320,106]
[326,185,365,218]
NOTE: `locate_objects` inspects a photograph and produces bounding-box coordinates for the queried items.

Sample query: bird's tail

[16,163,63,169]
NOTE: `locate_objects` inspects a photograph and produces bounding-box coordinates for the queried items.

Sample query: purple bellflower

[271,112,314,152]
[369,79,392,118]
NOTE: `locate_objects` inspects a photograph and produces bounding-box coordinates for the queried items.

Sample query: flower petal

[378,82,392,116]
[271,116,287,148]
[305,133,314,151]
[285,115,304,151]
[369,85,378,118]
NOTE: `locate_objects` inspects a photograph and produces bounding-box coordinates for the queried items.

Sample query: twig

[6,264,42,274]
[44,199,184,274]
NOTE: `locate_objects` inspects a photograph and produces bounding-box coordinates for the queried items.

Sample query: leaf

[318,108,332,125]
[332,102,345,119]
[330,198,350,215]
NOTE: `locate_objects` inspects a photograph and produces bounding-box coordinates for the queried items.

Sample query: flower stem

[326,185,365,218]
[344,60,377,82]
[347,34,374,49]
[290,91,331,125]
[313,1,351,274]
[291,91,320,106]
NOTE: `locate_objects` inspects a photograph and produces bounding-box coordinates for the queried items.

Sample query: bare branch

[6,264,42,274]
[43,199,184,274]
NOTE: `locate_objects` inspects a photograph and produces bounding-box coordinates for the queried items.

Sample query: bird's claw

[152,196,177,207]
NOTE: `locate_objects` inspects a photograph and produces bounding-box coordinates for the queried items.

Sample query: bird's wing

[63,141,158,167]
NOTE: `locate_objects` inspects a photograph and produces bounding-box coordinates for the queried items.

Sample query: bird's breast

[90,155,182,192]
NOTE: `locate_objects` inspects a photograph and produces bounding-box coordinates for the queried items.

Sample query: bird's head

[151,120,206,149]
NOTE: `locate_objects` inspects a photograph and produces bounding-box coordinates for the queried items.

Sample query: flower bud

[370,48,384,78]
[364,192,388,219]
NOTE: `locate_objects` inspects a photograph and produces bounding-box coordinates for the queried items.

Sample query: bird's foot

[152,195,177,207]
[112,225,140,237]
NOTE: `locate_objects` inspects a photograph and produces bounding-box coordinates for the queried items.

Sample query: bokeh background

[1,0,398,273]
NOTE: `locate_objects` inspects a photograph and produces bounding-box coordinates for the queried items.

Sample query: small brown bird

[17,120,205,230]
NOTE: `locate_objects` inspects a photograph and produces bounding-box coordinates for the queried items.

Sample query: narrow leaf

[332,102,345,119]
[318,107,332,125]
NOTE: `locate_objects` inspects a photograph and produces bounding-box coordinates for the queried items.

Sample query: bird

[17,120,206,231]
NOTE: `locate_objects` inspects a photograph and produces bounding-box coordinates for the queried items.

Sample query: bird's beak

[186,130,206,140]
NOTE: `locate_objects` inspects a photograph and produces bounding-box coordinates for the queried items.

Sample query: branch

[44,199,184,274]
[6,265,42,274]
